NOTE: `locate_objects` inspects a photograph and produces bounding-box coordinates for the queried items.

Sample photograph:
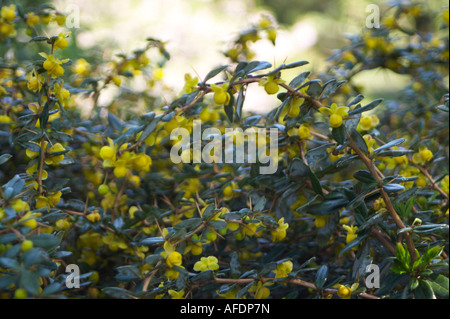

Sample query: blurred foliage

[257,0,343,25]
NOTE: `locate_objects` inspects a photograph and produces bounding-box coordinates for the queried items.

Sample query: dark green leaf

[314,265,328,290]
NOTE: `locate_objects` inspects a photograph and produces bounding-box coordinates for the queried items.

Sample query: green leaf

[41,282,64,296]
[235,85,245,120]
[173,218,203,231]
[288,71,310,89]
[305,80,322,98]
[373,138,406,154]
[289,157,310,177]
[191,270,214,284]
[0,257,20,270]
[140,237,164,245]
[409,277,419,290]
[339,231,369,256]
[309,170,323,196]
[353,170,377,184]
[23,248,48,268]
[29,36,49,42]
[243,61,272,74]
[202,205,216,220]
[332,125,347,145]
[203,65,229,83]
[383,183,405,193]
[349,129,368,155]
[209,220,227,230]
[224,93,235,123]
[428,274,449,298]
[413,224,448,234]
[320,79,346,99]
[0,154,12,165]
[230,252,241,278]
[347,94,364,107]
[236,281,255,299]
[0,233,18,244]
[283,60,309,69]
[145,254,162,265]
[314,265,328,290]
[0,275,17,289]
[107,112,124,132]
[348,98,383,115]
[102,287,137,299]
[253,197,267,213]
[137,118,158,143]
[413,279,435,299]
[21,269,40,295]
[29,234,61,250]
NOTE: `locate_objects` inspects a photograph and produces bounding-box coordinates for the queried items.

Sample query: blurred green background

[8,0,448,112]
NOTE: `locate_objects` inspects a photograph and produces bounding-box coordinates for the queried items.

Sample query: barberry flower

[319,103,349,128]
[193,256,219,272]
[271,217,289,242]
[39,52,69,78]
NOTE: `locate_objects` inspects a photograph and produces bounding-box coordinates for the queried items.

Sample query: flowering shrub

[0,1,448,299]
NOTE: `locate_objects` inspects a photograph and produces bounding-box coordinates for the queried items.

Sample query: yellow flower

[0,115,12,123]
[210,83,231,105]
[319,103,349,128]
[298,123,311,140]
[183,73,198,93]
[100,138,118,167]
[26,163,47,180]
[358,115,379,131]
[363,134,376,154]
[39,53,69,78]
[440,175,449,195]
[72,58,91,75]
[259,74,285,95]
[45,143,66,165]
[55,14,66,26]
[53,82,70,105]
[342,51,357,64]
[35,191,62,209]
[288,96,304,117]
[193,256,219,272]
[272,260,293,278]
[165,268,181,280]
[55,218,70,231]
[26,69,45,92]
[25,140,46,160]
[248,281,270,299]
[342,224,358,244]
[168,290,185,299]
[161,241,183,268]
[54,32,71,50]
[86,211,101,223]
[223,182,238,201]
[185,234,203,255]
[11,199,30,212]
[1,4,16,22]
[271,217,289,242]
[337,284,352,299]
[412,146,433,165]
[19,212,42,229]
[314,215,328,228]
[132,153,152,172]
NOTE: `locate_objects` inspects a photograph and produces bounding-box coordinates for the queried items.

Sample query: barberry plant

[0,1,448,300]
